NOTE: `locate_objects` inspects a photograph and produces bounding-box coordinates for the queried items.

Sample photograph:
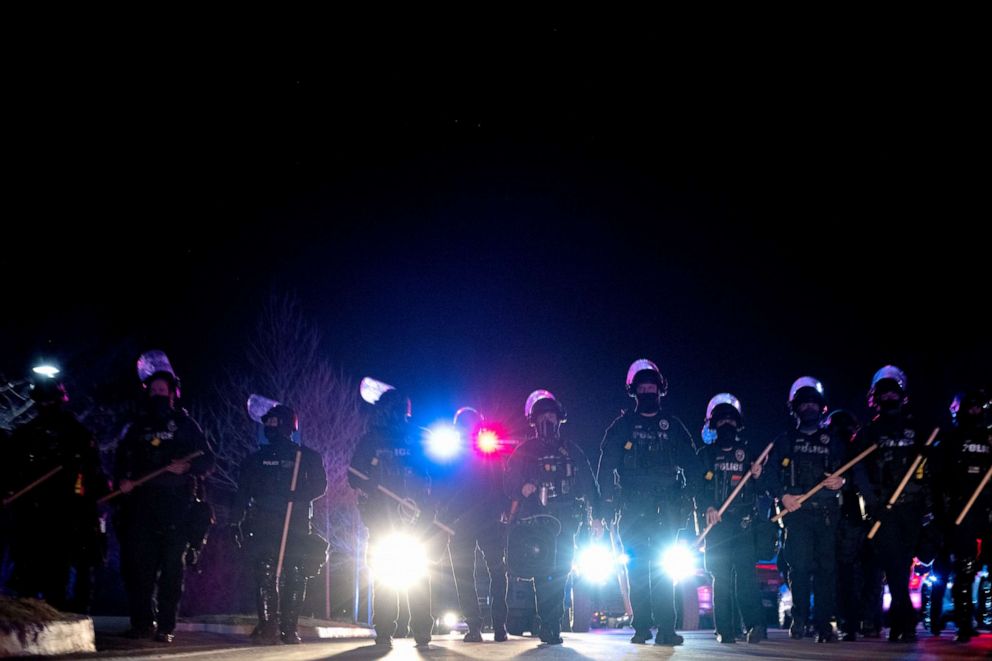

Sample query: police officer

[851,366,932,643]
[3,373,109,612]
[348,387,438,649]
[597,359,700,646]
[697,394,766,644]
[439,407,510,642]
[113,352,214,643]
[235,404,327,644]
[504,390,602,646]
[933,389,991,642]
[762,377,844,642]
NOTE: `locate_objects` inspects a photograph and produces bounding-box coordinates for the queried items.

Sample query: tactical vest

[778,430,836,494]
[620,416,681,494]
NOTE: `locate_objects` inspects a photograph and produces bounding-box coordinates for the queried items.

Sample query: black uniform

[933,423,992,639]
[835,446,884,638]
[113,407,214,636]
[597,411,700,643]
[697,437,764,641]
[348,423,438,645]
[504,435,599,642]
[235,438,327,642]
[439,454,509,637]
[851,415,931,640]
[3,409,108,612]
[762,426,844,637]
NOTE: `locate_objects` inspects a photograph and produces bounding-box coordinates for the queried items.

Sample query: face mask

[149,395,171,417]
[537,418,559,443]
[636,393,660,414]
[878,398,902,415]
[716,425,737,446]
[797,408,821,427]
[264,426,292,444]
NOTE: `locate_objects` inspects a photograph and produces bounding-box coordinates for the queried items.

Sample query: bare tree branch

[203,292,367,557]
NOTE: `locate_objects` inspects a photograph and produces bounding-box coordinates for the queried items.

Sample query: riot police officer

[597,359,700,646]
[3,373,108,612]
[235,404,328,644]
[348,387,438,648]
[851,366,932,643]
[762,377,844,642]
[697,393,766,644]
[933,389,991,642]
[504,390,602,646]
[113,352,214,643]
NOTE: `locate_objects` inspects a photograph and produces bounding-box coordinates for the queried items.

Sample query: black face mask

[536,418,559,443]
[149,395,172,418]
[264,427,292,444]
[716,425,737,446]
[797,408,821,427]
[635,393,660,414]
[878,398,902,415]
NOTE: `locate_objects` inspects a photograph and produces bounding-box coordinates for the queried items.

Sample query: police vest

[946,429,992,505]
[620,416,680,490]
[705,442,751,509]
[778,430,836,494]
[535,445,577,502]
[868,425,923,492]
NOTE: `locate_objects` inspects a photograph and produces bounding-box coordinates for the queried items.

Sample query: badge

[150,437,161,447]
[820,434,831,445]
[735,449,746,462]
[705,471,714,481]
[624,441,633,450]
[167,420,178,433]
[782,457,791,467]
[659,419,670,431]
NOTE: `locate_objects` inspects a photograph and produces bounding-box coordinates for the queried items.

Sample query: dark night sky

[4,16,989,452]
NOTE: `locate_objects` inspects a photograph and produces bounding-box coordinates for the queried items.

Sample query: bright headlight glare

[660,543,697,582]
[369,533,428,589]
[575,544,625,585]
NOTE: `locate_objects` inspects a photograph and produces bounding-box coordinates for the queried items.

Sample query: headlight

[660,542,697,583]
[369,533,428,589]
[574,544,626,585]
